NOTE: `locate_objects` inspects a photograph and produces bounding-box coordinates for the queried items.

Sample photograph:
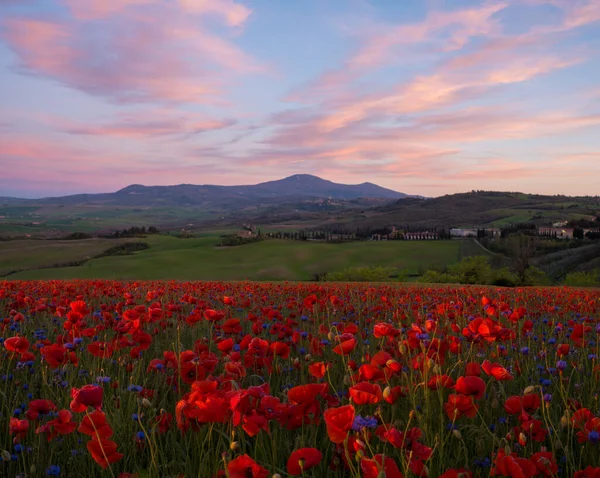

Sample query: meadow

[1,280,599,477]
[2,236,471,281]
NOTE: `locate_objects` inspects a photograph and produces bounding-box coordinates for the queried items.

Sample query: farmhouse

[450,228,477,237]
[538,227,574,239]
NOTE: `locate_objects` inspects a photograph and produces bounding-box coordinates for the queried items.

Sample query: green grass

[3,235,467,281]
[0,238,137,276]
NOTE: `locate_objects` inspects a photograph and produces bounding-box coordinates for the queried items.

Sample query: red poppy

[482,360,513,381]
[333,338,356,355]
[204,309,225,322]
[87,437,124,469]
[427,375,455,390]
[71,385,103,412]
[530,451,558,477]
[227,454,268,478]
[454,376,486,399]
[439,469,473,478]
[444,394,478,419]
[349,382,382,405]
[504,394,540,415]
[4,336,30,354]
[361,454,403,478]
[286,448,322,476]
[26,399,57,420]
[324,405,355,443]
[383,385,407,404]
[288,383,328,404]
[308,362,328,379]
[78,410,114,439]
[575,467,600,478]
[465,362,481,376]
[10,418,29,438]
[491,449,537,477]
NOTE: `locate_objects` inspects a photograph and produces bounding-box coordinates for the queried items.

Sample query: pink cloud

[1,0,263,104]
[53,110,236,139]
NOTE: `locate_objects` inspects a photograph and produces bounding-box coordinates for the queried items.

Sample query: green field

[0,237,138,276]
[2,235,474,281]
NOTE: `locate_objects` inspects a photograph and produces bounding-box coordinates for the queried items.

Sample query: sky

[0,0,599,198]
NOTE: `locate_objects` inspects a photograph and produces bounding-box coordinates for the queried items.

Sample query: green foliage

[95,242,150,258]
[447,255,493,284]
[323,266,407,282]
[563,269,600,287]
[522,266,551,286]
[217,235,264,247]
[490,267,519,287]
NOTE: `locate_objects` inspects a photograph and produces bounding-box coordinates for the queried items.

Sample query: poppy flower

[227,454,268,478]
[454,376,486,399]
[333,338,356,355]
[465,362,481,376]
[4,336,30,354]
[87,437,124,469]
[26,399,57,420]
[504,394,540,415]
[288,383,328,404]
[349,382,382,405]
[530,451,558,476]
[439,469,473,478]
[491,449,537,477]
[286,448,322,475]
[71,385,103,412]
[383,386,407,405]
[324,405,355,443]
[78,410,114,439]
[482,360,513,381]
[308,362,329,379]
[361,454,403,478]
[575,467,600,478]
[444,394,478,419]
[10,418,29,438]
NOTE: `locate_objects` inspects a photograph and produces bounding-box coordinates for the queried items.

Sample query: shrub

[563,269,600,287]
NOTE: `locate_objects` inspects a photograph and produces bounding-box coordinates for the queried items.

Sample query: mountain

[13,174,410,207]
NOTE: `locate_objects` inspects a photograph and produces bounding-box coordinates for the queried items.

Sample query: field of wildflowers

[1,280,600,477]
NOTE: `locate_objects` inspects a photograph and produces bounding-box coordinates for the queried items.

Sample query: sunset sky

[1,0,599,198]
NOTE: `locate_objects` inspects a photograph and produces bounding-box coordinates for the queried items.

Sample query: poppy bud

[272,475,282,478]
[518,433,527,446]
[141,398,152,408]
[1,450,10,461]
[355,449,364,460]
[293,358,300,366]
[30,465,36,474]
[399,344,407,355]
[504,445,512,456]
[452,429,462,440]
[560,416,568,429]
[491,398,499,409]
[304,354,312,361]
[383,386,391,400]
[343,374,351,386]
[427,358,435,370]
[230,441,239,451]
[523,385,536,395]
[328,332,335,342]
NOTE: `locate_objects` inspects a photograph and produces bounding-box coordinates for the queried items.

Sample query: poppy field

[1,280,600,478]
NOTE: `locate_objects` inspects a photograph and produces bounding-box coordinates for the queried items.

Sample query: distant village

[236,220,600,242]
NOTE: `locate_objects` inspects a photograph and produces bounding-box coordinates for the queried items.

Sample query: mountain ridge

[7,174,411,204]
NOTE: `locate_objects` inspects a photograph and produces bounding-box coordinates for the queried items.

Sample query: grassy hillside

[0,237,137,276]
[3,236,468,281]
